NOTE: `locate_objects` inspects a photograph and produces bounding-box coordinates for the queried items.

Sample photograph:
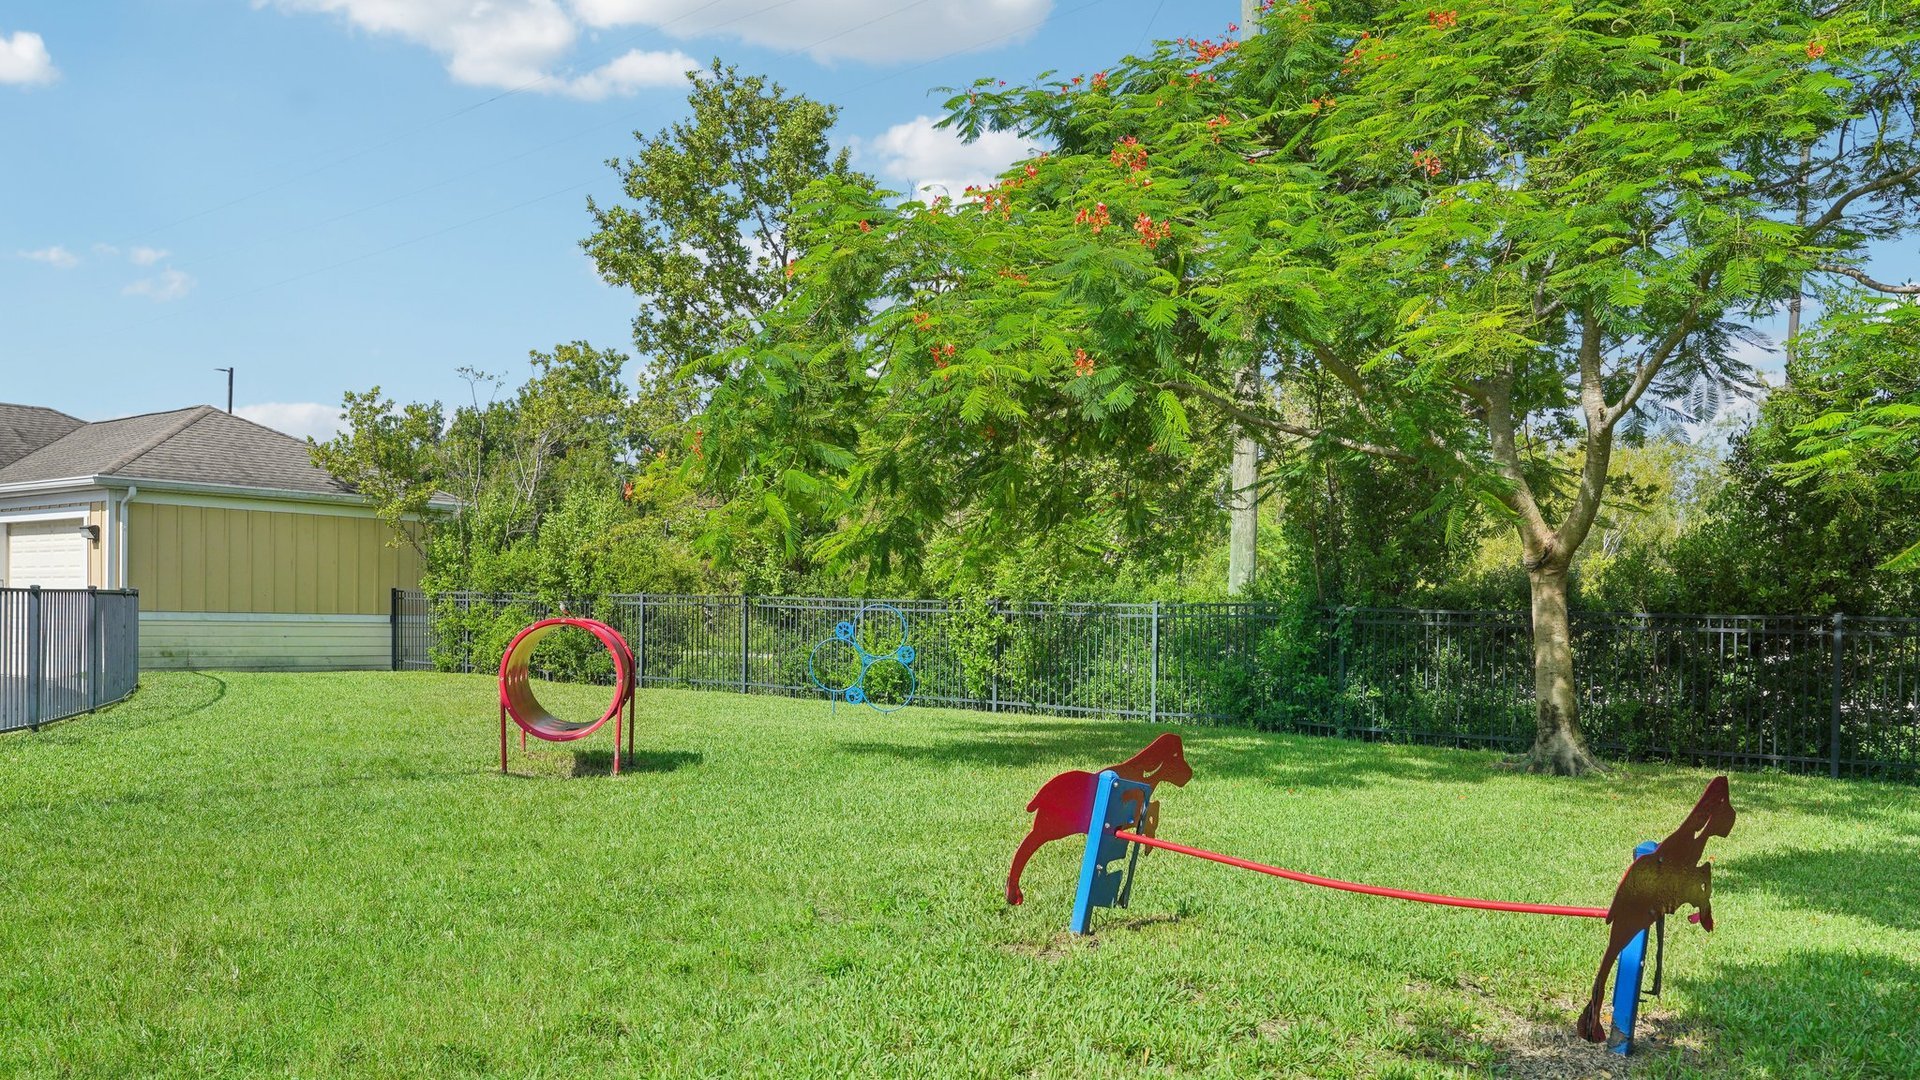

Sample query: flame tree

[693,0,1920,774]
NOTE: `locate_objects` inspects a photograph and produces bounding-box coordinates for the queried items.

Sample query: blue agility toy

[807,603,918,714]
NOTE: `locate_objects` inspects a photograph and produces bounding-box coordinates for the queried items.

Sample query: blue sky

[2,2,1913,440]
[1,0,1194,437]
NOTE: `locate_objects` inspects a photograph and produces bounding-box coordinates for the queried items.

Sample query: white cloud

[573,0,1054,63]
[561,47,698,99]
[123,268,197,302]
[129,245,169,266]
[19,245,79,268]
[856,115,1041,200]
[0,30,58,86]
[263,0,1048,93]
[237,402,347,442]
[261,1,695,97]
[92,242,120,257]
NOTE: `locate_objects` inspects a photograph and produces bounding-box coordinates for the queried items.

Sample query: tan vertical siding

[87,502,106,585]
[127,501,424,615]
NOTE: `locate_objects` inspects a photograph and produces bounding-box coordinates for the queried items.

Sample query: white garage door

[5,521,89,589]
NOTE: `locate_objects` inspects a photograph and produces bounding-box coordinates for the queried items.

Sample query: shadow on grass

[570,748,703,777]
[1724,842,1920,932]
[1714,773,1920,840]
[835,715,1511,789]
[1680,947,1920,1072]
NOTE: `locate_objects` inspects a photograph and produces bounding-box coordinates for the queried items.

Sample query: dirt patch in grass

[1001,931,1083,962]
[1452,977,1712,1079]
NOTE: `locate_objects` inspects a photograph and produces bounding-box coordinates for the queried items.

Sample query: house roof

[0,404,359,499]
[0,403,85,471]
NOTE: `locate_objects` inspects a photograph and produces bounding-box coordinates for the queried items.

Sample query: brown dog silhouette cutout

[1576,775,1735,1043]
[1006,733,1194,905]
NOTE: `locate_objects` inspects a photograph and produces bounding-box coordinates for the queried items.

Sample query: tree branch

[1604,266,1715,429]
[1559,309,1615,559]
[1482,366,1554,562]
[1160,379,1416,462]
[1805,161,1920,236]
[1816,263,1920,295]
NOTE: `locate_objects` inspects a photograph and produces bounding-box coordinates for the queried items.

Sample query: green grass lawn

[2,671,1916,1078]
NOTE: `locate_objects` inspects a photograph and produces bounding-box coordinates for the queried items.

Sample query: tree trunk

[1527,566,1603,775]
[1227,429,1258,594]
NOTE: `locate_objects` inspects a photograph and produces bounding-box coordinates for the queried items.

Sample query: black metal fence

[1,587,140,734]
[391,590,1920,781]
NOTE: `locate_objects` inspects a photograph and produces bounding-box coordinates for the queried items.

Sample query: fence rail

[1,587,140,734]
[392,590,1920,781]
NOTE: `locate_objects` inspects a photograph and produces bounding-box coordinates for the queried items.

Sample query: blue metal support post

[1609,839,1660,1055]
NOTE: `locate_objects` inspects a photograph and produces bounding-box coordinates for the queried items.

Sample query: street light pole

[1227,0,1263,595]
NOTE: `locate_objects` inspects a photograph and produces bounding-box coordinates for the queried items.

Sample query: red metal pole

[1113,831,1609,919]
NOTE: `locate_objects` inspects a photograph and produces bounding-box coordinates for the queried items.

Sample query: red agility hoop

[498,617,635,775]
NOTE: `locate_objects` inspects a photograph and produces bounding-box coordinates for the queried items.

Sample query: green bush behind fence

[392,590,1920,781]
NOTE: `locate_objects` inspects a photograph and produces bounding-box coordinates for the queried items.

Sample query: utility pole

[214,367,233,413]
[1228,0,1263,595]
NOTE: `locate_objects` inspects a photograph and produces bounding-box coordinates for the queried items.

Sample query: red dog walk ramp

[1010,735,1734,1056]
[498,617,636,775]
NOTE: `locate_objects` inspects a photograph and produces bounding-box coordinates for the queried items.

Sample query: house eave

[89,475,462,514]
[0,475,103,499]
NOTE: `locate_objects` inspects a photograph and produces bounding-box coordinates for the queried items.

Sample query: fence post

[390,587,401,671]
[87,587,101,710]
[635,593,647,688]
[740,595,751,695]
[26,586,42,731]
[1829,612,1845,780]
[1334,608,1348,735]
[990,602,1004,713]
[1149,601,1160,723]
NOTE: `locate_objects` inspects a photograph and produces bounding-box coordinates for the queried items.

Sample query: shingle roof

[0,405,358,498]
[0,403,85,471]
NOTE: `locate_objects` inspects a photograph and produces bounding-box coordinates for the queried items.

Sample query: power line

[829,0,1114,98]
[170,107,651,273]
[58,0,1121,349]
[144,0,1092,284]
[131,0,757,241]
[68,177,599,346]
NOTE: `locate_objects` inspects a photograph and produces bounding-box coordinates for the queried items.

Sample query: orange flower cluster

[997,267,1031,285]
[1412,149,1443,177]
[1341,32,1394,73]
[1075,203,1113,234]
[1074,348,1095,376]
[784,259,797,279]
[967,185,1013,219]
[911,311,932,330]
[1182,36,1240,64]
[1135,212,1172,248]
[1428,9,1458,29]
[1091,71,1109,90]
[1111,136,1149,172]
[930,343,957,368]
[1207,112,1231,142]
[691,428,705,459]
[1308,96,1336,112]
[1293,0,1314,22]
[858,220,872,233]
[1807,41,1826,59]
